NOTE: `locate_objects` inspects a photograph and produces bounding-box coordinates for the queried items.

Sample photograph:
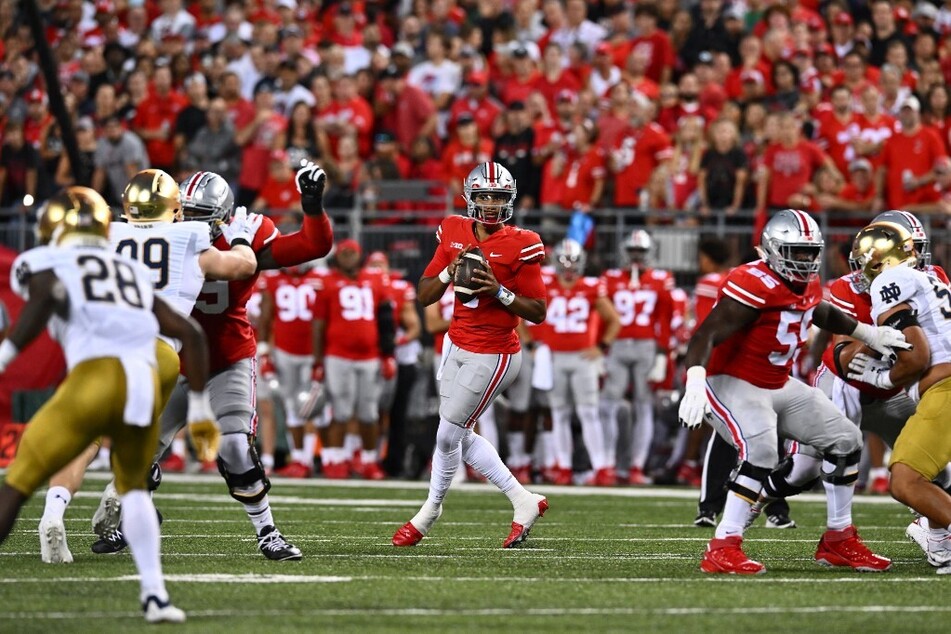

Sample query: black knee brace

[762,456,817,499]
[728,461,772,502]
[821,449,862,486]
[216,441,271,504]
[148,462,162,492]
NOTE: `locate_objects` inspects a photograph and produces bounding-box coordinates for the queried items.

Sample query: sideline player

[392,162,549,548]
[847,221,951,572]
[0,187,217,623]
[96,162,334,561]
[546,238,620,485]
[678,209,907,574]
[36,169,258,562]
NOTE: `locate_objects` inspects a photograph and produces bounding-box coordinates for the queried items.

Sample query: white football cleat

[143,595,186,624]
[92,481,121,538]
[504,492,548,548]
[39,517,73,564]
[906,517,929,556]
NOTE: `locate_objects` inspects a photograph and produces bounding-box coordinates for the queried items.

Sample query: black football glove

[295,159,327,216]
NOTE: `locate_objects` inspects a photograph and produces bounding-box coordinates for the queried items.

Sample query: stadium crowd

[3,0,951,228]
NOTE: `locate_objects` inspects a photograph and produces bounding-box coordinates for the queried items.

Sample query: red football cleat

[322,461,350,480]
[275,461,312,479]
[676,462,702,488]
[593,467,618,487]
[392,522,424,547]
[356,461,386,480]
[869,475,890,495]
[161,453,186,473]
[504,495,549,548]
[511,465,532,485]
[815,525,892,572]
[701,536,766,575]
[627,467,651,486]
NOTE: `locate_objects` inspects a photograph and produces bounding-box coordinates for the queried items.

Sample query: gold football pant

[890,377,951,480]
[5,356,161,496]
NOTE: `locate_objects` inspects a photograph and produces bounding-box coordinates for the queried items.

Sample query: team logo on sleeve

[15,261,30,287]
[879,282,901,304]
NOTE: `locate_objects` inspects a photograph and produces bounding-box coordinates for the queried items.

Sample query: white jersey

[110,221,211,351]
[871,265,951,368]
[11,245,159,426]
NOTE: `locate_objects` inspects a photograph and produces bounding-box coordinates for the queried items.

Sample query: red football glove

[381,357,397,381]
[311,361,325,383]
[259,353,276,380]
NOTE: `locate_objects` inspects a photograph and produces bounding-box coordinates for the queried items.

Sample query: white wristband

[851,322,873,344]
[685,365,707,389]
[496,285,516,306]
[256,341,270,356]
[0,339,18,372]
[438,267,451,284]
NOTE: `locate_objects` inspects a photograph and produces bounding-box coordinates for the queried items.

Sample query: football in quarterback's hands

[454,247,487,302]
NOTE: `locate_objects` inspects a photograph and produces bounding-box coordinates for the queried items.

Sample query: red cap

[833,12,853,26]
[95,0,114,14]
[740,69,765,85]
[807,15,825,30]
[465,70,489,85]
[556,88,578,103]
[26,88,46,104]
[793,45,813,57]
[595,42,612,55]
[337,238,362,255]
[894,6,910,21]
[270,149,288,163]
[815,43,835,57]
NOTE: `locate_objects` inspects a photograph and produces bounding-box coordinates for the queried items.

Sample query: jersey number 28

[78,255,145,309]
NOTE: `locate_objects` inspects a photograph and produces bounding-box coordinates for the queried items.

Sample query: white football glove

[678,366,710,429]
[187,390,221,463]
[851,322,912,362]
[846,352,895,390]
[646,352,668,383]
[220,206,263,246]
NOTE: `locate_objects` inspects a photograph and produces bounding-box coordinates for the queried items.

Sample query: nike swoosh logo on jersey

[490,252,502,258]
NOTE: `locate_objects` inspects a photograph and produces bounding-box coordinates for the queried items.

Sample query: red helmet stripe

[791,209,811,238]
[185,171,205,198]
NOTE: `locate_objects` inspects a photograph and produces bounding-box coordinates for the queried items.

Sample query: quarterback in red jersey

[601,230,673,485]
[393,162,549,549]
[679,209,909,575]
[144,164,332,562]
[312,239,395,480]
[257,265,324,479]
[545,239,620,486]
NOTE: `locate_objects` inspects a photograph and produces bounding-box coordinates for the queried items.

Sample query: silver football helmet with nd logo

[462,162,516,225]
[758,209,824,283]
[179,171,235,238]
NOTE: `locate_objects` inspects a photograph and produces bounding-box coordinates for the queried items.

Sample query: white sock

[260,453,275,470]
[477,407,498,449]
[344,433,361,459]
[171,437,186,458]
[601,401,619,466]
[291,448,308,464]
[303,432,317,462]
[542,431,557,469]
[321,446,343,465]
[577,404,608,470]
[631,398,653,470]
[361,449,378,464]
[426,446,461,506]
[821,458,855,531]
[462,430,525,500]
[42,486,71,523]
[551,406,574,468]
[121,490,167,603]
[244,497,275,535]
[715,475,763,539]
[507,431,527,468]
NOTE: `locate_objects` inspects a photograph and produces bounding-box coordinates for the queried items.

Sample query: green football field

[1,473,948,633]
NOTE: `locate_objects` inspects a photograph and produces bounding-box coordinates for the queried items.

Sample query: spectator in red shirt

[448,70,503,141]
[234,82,288,207]
[596,82,632,153]
[816,158,875,221]
[532,42,582,115]
[666,115,704,214]
[876,95,948,211]
[923,84,951,153]
[814,85,859,176]
[558,120,606,211]
[533,89,580,213]
[588,42,621,98]
[252,149,299,218]
[757,112,839,212]
[609,91,673,209]
[622,47,660,101]
[375,64,438,155]
[500,45,540,106]
[442,114,494,209]
[323,73,373,159]
[627,4,675,85]
[132,64,188,172]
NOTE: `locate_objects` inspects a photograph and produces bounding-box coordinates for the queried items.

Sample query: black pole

[19,0,85,185]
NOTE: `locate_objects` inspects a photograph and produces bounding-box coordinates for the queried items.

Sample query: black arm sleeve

[377,300,396,357]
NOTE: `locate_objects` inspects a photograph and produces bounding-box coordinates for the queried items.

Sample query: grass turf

[0,473,947,633]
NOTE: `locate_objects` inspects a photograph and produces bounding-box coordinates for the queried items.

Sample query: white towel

[532,344,554,391]
[121,357,156,427]
[830,373,862,425]
[436,336,453,382]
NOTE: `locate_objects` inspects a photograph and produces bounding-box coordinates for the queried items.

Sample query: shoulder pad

[517,229,545,263]
[720,264,782,309]
[11,247,61,298]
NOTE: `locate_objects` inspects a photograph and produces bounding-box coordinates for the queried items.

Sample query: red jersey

[530,72,582,114]
[532,120,572,206]
[193,216,281,373]
[132,90,188,167]
[693,271,728,328]
[544,276,605,352]
[449,96,504,140]
[762,140,828,208]
[257,175,298,211]
[323,96,374,158]
[561,145,606,210]
[612,122,673,206]
[314,269,390,361]
[626,31,675,83]
[814,107,859,175]
[265,269,323,356]
[602,267,674,346]
[881,126,948,209]
[853,112,895,170]
[708,260,822,389]
[422,215,546,355]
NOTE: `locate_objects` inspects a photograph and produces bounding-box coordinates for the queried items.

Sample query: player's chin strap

[216,433,271,504]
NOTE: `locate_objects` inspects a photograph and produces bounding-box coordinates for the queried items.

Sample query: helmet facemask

[465,190,514,225]
[764,241,823,283]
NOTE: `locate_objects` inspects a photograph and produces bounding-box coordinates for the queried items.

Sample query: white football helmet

[554,238,586,278]
[873,210,930,269]
[759,209,824,283]
[179,171,235,237]
[462,162,516,225]
[622,229,652,266]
